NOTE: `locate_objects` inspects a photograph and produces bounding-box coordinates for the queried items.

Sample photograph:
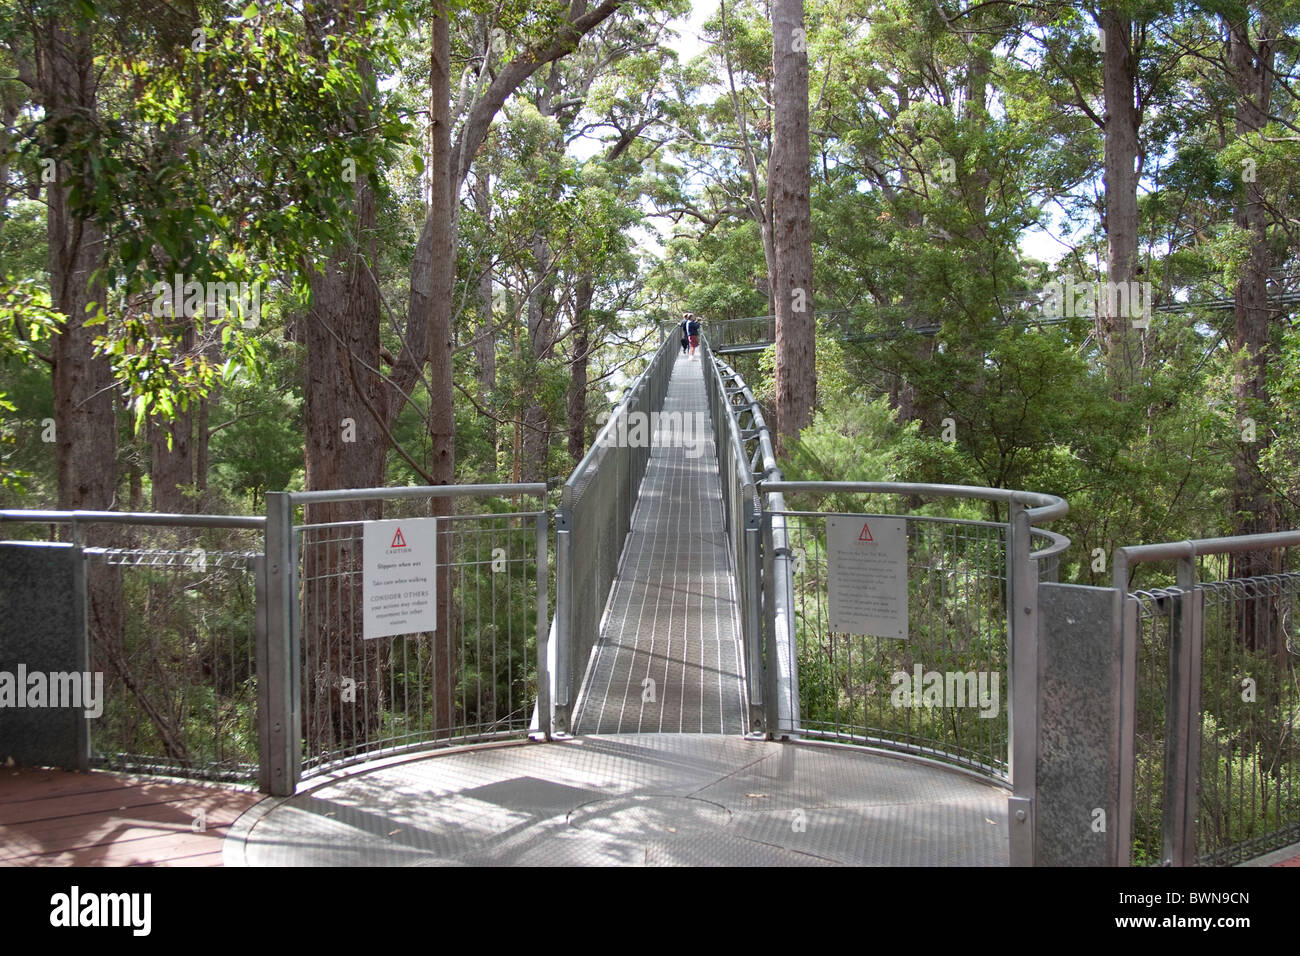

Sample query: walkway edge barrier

[557,326,678,730]
[702,343,797,737]
[756,479,1068,868]
[263,492,298,795]
[1112,529,1300,867]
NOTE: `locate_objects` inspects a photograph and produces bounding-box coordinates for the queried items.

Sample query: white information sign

[362,518,437,640]
[827,515,908,640]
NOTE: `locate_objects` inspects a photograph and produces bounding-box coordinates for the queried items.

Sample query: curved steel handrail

[759,481,1068,524]
[700,335,1072,786]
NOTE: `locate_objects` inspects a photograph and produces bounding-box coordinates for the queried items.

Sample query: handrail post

[766,498,799,738]
[535,509,551,739]
[744,491,764,735]
[1163,557,1202,865]
[261,491,300,796]
[1008,499,1038,865]
[762,509,778,736]
[1113,549,1138,866]
[553,506,572,735]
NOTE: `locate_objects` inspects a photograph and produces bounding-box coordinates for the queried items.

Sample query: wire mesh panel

[703,346,783,729]
[707,317,774,349]
[778,509,1011,776]
[560,330,676,711]
[701,345,761,717]
[1128,588,1178,866]
[295,492,546,778]
[1125,555,1300,866]
[1194,573,1300,864]
[83,526,263,782]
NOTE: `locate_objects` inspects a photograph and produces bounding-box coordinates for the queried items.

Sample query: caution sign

[362,517,437,639]
[827,515,908,640]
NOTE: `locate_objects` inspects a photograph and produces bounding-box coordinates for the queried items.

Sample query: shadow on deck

[228,735,1011,866]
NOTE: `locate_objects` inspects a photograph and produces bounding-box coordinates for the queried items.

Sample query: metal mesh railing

[1129,586,1180,866]
[1119,536,1300,866]
[777,509,1011,774]
[86,537,261,782]
[702,343,768,729]
[706,312,853,351]
[760,483,1068,782]
[1196,575,1300,863]
[700,341,1069,765]
[556,328,678,729]
[287,487,548,778]
[707,316,774,350]
[0,511,265,783]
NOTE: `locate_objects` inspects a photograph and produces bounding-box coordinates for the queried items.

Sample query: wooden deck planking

[0,767,261,866]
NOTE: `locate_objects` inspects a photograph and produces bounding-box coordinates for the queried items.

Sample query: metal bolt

[1015,809,1027,821]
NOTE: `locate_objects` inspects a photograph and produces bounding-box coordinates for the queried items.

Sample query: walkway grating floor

[229,735,1011,866]
[573,351,747,734]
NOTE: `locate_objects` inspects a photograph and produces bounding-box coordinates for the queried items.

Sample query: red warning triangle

[858,522,874,542]
[390,527,407,548]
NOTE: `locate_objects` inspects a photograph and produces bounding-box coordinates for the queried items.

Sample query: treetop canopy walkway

[708,278,1300,354]
[3,323,1298,867]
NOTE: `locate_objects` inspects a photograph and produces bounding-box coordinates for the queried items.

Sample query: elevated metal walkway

[9,315,1296,867]
[572,353,747,734]
[226,329,1036,865]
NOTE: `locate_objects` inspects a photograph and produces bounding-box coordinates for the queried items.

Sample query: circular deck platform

[227,735,1010,866]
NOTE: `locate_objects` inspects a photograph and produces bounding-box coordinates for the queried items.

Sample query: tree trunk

[297,3,392,752]
[770,0,815,454]
[301,174,389,754]
[423,9,457,734]
[1224,11,1279,647]
[568,276,594,463]
[42,16,126,765]
[196,391,210,503]
[149,410,194,512]
[1100,6,1142,395]
[149,324,195,513]
[45,21,116,514]
[472,175,497,463]
[521,238,558,483]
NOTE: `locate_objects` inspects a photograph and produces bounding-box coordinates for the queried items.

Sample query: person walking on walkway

[680,314,690,355]
[687,315,701,358]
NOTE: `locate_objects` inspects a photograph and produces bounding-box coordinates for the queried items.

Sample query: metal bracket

[1009,796,1034,866]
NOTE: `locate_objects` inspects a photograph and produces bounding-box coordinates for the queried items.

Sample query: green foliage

[207,348,303,507]
[90,529,262,780]
[0,278,59,490]
[8,0,418,431]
